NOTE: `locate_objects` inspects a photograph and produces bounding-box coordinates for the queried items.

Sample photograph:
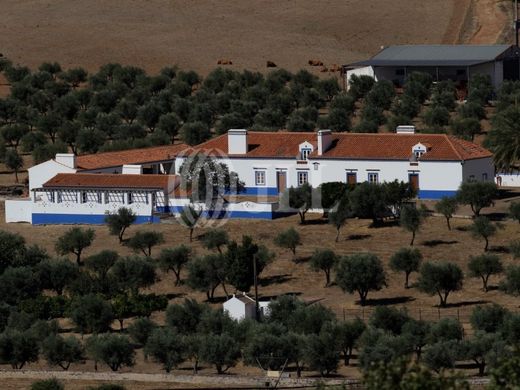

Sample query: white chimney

[317,129,332,155]
[55,153,76,169]
[396,125,415,134]
[122,164,142,175]
[228,129,248,154]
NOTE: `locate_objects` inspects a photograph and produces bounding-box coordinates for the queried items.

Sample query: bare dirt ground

[0,0,456,75]
[463,0,513,44]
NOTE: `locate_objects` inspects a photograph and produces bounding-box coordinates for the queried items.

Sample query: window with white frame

[297,171,308,186]
[57,192,62,203]
[300,148,311,160]
[81,191,88,204]
[49,192,55,203]
[128,192,133,204]
[255,170,266,186]
[368,172,379,184]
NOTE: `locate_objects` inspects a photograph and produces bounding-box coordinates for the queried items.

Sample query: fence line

[336,303,520,336]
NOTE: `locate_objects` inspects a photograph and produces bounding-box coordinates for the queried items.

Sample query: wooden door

[277,171,287,194]
[409,174,419,192]
[347,172,357,185]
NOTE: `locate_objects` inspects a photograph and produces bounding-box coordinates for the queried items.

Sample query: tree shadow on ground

[362,296,415,306]
[348,234,371,241]
[421,239,458,247]
[293,255,311,264]
[489,245,510,254]
[259,274,294,287]
[456,226,470,232]
[260,292,302,300]
[485,212,508,221]
[441,300,488,308]
[303,219,329,225]
[165,292,186,300]
[369,220,399,229]
[497,189,520,201]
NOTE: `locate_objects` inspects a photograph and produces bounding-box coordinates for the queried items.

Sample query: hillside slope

[0,0,460,74]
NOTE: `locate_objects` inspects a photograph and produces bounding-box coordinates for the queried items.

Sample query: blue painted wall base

[417,190,457,199]
[32,213,160,225]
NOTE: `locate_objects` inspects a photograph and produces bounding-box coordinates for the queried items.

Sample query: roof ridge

[444,135,464,161]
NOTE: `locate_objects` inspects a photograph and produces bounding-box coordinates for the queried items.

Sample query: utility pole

[514,0,519,48]
[253,253,259,321]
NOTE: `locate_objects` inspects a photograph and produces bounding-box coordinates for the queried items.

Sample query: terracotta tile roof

[76,143,188,170]
[193,131,492,161]
[42,173,178,191]
[318,133,492,161]
[191,132,317,158]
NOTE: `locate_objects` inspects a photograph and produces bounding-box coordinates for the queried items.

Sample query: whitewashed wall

[32,194,153,217]
[345,66,375,90]
[28,160,76,199]
[223,297,255,321]
[496,170,520,187]
[5,199,32,223]
[462,157,495,182]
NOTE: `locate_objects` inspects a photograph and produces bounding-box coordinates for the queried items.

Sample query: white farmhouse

[5,128,494,224]
[181,128,494,200]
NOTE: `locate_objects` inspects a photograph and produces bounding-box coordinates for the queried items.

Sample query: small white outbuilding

[223,293,270,321]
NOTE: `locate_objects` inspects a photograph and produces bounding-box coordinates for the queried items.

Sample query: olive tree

[144,327,185,373]
[179,204,203,242]
[457,182,497,217]
[86,333,135,372]
[4,149,23,183]
[126,231,164,257]
[434,196,458,230]
[199,333,241,374]
[42,334,84,370]
[201,229,229,253]
[158,245,192,286]
[399,204,425,246]
[55,227,95,265]
[468,254,503,292]
[0,330,39,369]
[335,253,387,306]
[104,207,136,243]
[309,249,338,287]
[417,262,463,307]
[389,247,422,288]
[69,294,114,334]
[510,201,520,224]
[470,216,500,252]
[328,196,351,242]
[274,227,301,257]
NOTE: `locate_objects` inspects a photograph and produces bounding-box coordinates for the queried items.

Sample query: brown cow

[217,59,233,65]
[308,59,324,66]
[320,66,329,73]
[266,61,277,68]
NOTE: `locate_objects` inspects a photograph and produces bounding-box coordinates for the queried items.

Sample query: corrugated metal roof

[348,44,513,67]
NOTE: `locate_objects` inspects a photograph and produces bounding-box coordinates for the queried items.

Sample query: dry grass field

[0,0,464,75]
